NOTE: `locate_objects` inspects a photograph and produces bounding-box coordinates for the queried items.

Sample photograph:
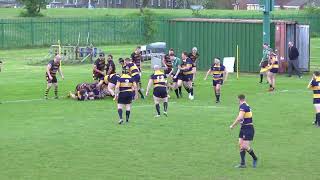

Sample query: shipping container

[167,18,301,73]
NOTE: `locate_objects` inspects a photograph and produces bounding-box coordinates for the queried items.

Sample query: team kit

[44,45,320,168]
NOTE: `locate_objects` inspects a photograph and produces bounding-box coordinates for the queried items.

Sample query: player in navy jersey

[230,94,258,168]
[179,51,194,100]
[308,71,320,127]
[93,52,106,82]
[115,68,138,124]
[104,73,120,97]
[204,58,228,103]
[146,65,169,117]
[267,52,279,92]
[44,55,64,99]
[125,58,145,99]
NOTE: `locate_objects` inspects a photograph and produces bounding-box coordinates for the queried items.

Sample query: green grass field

[0,8,311,19]
[0,39,319,180]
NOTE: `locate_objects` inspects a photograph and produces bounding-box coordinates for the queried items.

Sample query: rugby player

[267,52,279,92]
[93,52,106,82]
[146,65,169,117]
[308,71,320,127]
[204,58,228,103]
[188,47,199,84]
[44,55,64,99]
[104,73,120,97]
[169,53,183,98]
[114,68,138,124]
[105,54,116,75]
[179,51,194,100]
[230,94,258,168]
[125,58,145,99]
[162,48,174,75]
[259,43,271,83]
[131,46,142,72]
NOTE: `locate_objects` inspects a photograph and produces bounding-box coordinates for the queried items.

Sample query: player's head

[124,58,131,64]
[288,41,294,47]
[136,46,141,53]
[214,57,221,65]
[263,43,269,49]
[169,48,174,56]
[118,58,124,65]
[153,65,161,71]
[54,55,61,63]
[181,51,188,60]
[314,71,320,77]
[192,47,197,53]
[99,52,105,59]
[107,54,113,60]
[238,94,246,103]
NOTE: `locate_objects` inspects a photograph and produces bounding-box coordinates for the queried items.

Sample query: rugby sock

[178,87,182,95]
[118,109,123,119]
[190,88,194,96]
[259,74,263,83]
[184,87,190,93]
[247,148,257,160]
[54,86,58,98]
[155,104,160,115]
[174,89,179,98]
[138,89,145,99]
[126,111,130,122]
[240,150,246,165]
[316,113,320,125]
[45,88,50,98]
[163,102,168,112]
[216,93,220,102]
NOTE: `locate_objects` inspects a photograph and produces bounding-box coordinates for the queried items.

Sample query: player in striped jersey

[179,51,194,100]
[104,73,120,97]
[115,68,138,124]
[162,48,174,75]
[44,55,64,99]
[267,52,279,92]
[308,71,320,127]
[125,58,145,99]
[146,65,169,117]
[204,58,228,103]
[230,94,258,168]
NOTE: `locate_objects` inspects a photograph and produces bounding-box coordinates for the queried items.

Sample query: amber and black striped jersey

[269,57,279,73]
[104,73,120,85]
[181,58,193,75]
[126,62,140,77]
[239,103,253,126]
[117,74,136,93]
[309,76,320,104]
[131,52,142,69]
[188,52,199,65]
[150,70,167,88]
[211,64,225,81]
[47,60,60,76]
[163,54,173,69]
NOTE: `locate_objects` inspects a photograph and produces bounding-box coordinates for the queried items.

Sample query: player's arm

[133,82,138,100]
[162,57,168,69]
[230,111,245,129]
[46,64,53,80]
[204,69,211,80]
[114,82,120,99]
[145,79,153,96]
[107,64,113,75]
[93,64,104,75]
[174,69,181,79]
[223,69,228,82]
[58,66,64,80]
[308,77,316,89]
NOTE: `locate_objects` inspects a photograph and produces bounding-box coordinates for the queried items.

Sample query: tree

[19,0,47,16]
[140,0,149,14]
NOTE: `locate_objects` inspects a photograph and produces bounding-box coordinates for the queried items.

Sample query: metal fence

[0,17,144,48]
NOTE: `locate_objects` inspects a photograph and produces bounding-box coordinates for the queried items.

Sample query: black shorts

[93,74,104,81]
[153,87,167,98]
[132,75,141,83]
[213,79,223,86]
[118,91,133,104]
[46,75,57,83]
[270,69,278,74]
[181,74,193,82]
[239,125,255,141]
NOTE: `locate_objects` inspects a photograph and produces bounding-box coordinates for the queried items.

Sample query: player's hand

[145,91,149,97]
[230,125,234,129]
[114,95,118,101]
[174,76,177,79]
[49,76,53,80]
[61,75,64,80]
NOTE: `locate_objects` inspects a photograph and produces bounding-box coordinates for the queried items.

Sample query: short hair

[99,52,105,57]
[192,47,198,51]
[153,65,161,70]
[136,46,141,49]
[108,54,113,59]
[182,51,188,56]
[314,71,320,76]
[125,58,131,62]
[169,48,174,51]
[263,43,269,46]
[238,94,246,100]
[118,58,124,63]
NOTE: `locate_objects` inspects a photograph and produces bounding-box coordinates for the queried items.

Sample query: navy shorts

[181,74,193,82]
[239,125,255,141]
[213,79,223,86]
[93,74,104,81]
[153,87,167,98]
[46,75,57,83]
[132,75,141,83]
[270,69,278,74]
[118,91,133,104]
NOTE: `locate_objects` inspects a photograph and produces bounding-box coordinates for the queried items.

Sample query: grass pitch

[0,40,320,179]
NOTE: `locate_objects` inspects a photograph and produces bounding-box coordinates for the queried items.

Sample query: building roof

[170,18,297,24]
[285,0,308,7]
[246,0,259,4]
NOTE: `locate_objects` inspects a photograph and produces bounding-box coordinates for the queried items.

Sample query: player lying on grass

[146,65,169,118]
[308,71,320,127]
[68,82,110,101]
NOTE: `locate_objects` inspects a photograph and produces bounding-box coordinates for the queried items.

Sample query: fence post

[0,19,4,48]
[30,19,34,46]
[59,18,63,44]
[87,18,90,44]
[113,18,116,43]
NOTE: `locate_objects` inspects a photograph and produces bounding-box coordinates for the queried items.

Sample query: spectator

[288,42,302,78]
